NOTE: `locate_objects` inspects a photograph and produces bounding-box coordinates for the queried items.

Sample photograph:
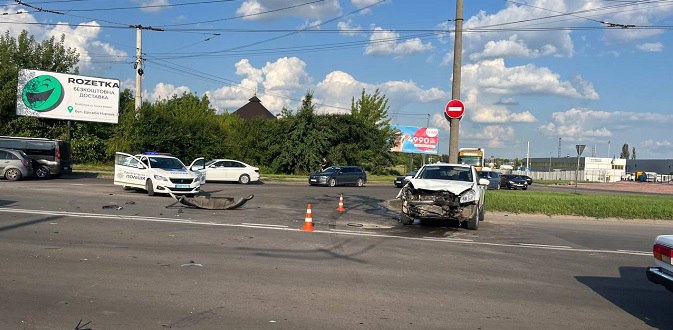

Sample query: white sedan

[205,159,260,184]
[647,235,673,292]
[397,163,489,230]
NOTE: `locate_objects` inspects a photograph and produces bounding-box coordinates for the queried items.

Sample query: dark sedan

[520,175,533,185]
[394,170,417,188]
[500,174,528,190]
[309,166,367,187]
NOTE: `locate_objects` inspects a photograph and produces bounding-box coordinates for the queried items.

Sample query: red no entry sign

[445,99,464,119]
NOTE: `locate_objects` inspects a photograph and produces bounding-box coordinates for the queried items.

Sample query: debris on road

[167,192,254,210]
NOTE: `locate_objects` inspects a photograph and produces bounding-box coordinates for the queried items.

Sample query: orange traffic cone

[336,194,346,212]
[302,203,314,232]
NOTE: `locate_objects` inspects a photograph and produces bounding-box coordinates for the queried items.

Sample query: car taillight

[654,243,672,264]
[21,159,29,166]
[56,146,61,160]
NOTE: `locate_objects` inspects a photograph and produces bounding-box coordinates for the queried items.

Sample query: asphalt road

[0,177,671,329]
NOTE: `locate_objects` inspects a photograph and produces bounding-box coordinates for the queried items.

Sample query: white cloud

[337,19,363,36]
[470,35,558,61]
[146,83,191,102]
[44,21,128,73]
[364,27,433,57]
[539,108,673,139]
[463,1,574,60]
[455,58,602,124]
[236,0,341,21]
[315,71,448,114]
[462,59,598,99]
[206,57,310,113]
[131,0,170,13]
[641,140,673,148]
[636,42,663,52]
[350,0,381,14]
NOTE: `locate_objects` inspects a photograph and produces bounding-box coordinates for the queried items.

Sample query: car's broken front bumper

[403,196,477,220]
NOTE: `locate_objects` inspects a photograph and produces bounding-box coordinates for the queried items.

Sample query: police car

[114,152,206,196]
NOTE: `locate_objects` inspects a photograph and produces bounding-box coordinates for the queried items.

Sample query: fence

[503,170,673,183]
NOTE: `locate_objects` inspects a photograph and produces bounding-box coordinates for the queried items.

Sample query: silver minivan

[0,148,34,181]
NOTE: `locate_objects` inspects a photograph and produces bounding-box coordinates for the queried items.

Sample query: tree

[273,91,330,174]
[349,89,396,172]
[620,143,630,159]
[631,146,636,160]
[0,30,79,130]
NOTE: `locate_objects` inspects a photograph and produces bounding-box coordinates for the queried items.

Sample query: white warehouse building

[523,157,627,182]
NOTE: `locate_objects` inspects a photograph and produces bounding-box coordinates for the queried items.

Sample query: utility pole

[134,26,143,112]
[557,137,562,158]
[448,0,463,163]
[131,25,164,115]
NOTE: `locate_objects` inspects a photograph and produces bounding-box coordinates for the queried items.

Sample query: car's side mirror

[478,178,490,186]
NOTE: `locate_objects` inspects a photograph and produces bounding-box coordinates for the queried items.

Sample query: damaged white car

[396,163,489,230]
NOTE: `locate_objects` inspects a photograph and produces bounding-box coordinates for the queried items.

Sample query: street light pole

[448,0,463,163]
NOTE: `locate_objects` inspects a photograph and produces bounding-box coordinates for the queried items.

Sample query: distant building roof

[233,96,275,120]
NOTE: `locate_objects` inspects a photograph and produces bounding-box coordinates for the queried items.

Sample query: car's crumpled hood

[154,168,197,178]
[405,178,474,195]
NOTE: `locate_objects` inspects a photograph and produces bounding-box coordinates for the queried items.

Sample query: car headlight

[154,174,169,181]
[508,181,514,184]
[460,189,477,203]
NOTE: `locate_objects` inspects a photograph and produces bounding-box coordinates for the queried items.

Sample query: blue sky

[2,0,673,159]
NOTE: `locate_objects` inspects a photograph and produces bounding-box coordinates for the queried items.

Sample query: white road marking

[241,223,288,228]
[518,243,572,249]
[0,207,650,257]
[422,236,474,242]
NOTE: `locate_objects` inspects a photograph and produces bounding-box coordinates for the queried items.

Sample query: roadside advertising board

[390,125,439,155]
[16,69,120,124]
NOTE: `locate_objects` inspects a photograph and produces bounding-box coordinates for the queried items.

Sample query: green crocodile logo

[21,75,64,112]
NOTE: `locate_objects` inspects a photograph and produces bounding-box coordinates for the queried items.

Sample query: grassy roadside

[485,190,673,220]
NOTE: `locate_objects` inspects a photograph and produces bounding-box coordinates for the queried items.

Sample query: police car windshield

[149,157,185,170]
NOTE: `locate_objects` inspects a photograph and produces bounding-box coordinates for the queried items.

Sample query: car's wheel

[35,166,49,179]
[523,186,528,190]
[5,168,21,181]
[400,212,413,225]
[478,203,485,221]
[465,206,480,230]
[356,178,364,187]
[146,179,155,196]
[239,174,250,184]
[328,178,337,187]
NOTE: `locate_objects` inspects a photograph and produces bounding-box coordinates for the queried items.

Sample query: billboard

[16,69,120,124]
[390,125,439,155]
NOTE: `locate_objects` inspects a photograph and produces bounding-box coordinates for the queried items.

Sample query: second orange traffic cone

[302,203,314,232]
[336,194,346,212]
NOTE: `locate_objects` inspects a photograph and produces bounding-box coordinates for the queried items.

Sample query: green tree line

[1,30,415,175]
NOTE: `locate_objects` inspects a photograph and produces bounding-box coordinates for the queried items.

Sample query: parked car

[309,166,367,187]
[397,163,489,230]
[394,170,417,188]
[205,159,260,184]
[520,175,533,185]
[646,235,673,292]
[113,152,206,196]
[500,174,528,190]
[0,136,72,178]
[0,148,34,181]
[478,170,501,190]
